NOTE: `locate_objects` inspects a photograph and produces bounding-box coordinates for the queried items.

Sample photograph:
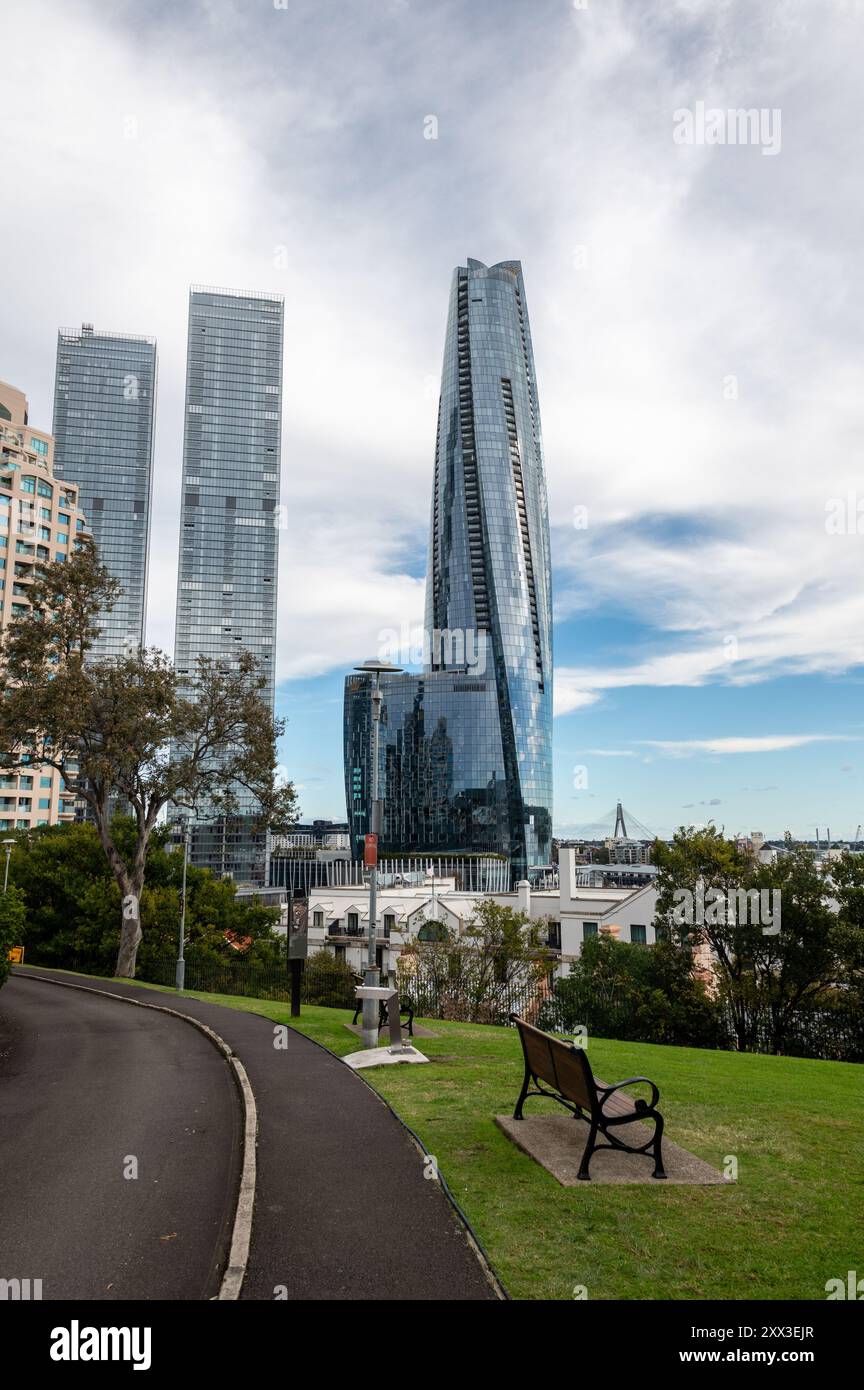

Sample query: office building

[345,258,553,880]
[52,324,156,658]
[173,286,284,883]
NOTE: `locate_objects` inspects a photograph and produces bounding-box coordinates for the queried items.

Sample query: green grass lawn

[17,966,864,1300]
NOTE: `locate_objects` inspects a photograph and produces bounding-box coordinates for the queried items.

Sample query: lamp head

[353,659,403,675]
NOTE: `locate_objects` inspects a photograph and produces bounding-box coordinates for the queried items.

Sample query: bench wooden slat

[510,1015,666,1180]
[597,1086,637,1118]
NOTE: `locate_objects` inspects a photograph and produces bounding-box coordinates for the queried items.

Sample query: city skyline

[3,0,863,840]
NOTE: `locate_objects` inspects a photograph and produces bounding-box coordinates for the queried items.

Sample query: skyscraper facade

[52,324,157,659]
[345,668,511,856]
[0,381,86,831]
[345,258,553,879]
[173,286,284,882]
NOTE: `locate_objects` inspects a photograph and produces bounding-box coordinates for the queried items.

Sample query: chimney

[516,880,531,914]
[558,847,575,903]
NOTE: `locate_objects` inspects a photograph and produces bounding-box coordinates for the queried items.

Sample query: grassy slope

[16,967,863,1301]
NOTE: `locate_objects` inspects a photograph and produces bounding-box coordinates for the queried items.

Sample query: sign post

[353,658,403,1049]
[287,893,308,1017]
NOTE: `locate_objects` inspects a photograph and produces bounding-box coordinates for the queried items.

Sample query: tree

[654,827,843,1052]
[0,885,26,989]
[823,853,864,1016]
[399,900,550,1024]
[5,820,283,978]
[0,544,296,978]
[552,933,727,1048]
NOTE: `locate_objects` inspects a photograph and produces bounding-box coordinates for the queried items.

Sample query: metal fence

[725,1006,864,1064]
[21,948,864,1062]
[132,953,356,1010]
[269,853,513,893]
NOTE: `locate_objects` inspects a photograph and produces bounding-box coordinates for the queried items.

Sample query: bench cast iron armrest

[598,1076,661,1112]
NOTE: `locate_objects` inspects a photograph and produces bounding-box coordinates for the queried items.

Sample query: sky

[2,0,863,842]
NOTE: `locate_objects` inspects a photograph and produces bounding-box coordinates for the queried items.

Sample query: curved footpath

[0,974,240,1300]
[7,967,500,1301]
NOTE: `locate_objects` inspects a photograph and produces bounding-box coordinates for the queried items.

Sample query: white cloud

[1,0,862,722]
[639,734,860,756]
[581,748,639,758]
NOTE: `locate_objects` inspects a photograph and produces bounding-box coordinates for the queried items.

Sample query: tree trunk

[115,886,143,978]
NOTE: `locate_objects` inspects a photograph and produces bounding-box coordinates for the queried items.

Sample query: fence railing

[19,948,864,1061]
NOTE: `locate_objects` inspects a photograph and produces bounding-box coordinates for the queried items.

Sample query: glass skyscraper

[345,258,553,879]
[173,286,284,882]
[52,324,157,659]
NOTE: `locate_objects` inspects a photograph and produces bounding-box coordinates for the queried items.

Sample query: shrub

[550,935,729,1049]
[0,886,27,990]
[301,949,357,1007]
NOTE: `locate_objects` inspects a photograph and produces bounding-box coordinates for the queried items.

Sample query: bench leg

[578,1121,599,1180]
[513,1067,532,1120]
[651,1113,667,1179]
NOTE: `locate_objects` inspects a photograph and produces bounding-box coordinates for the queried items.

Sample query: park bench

[351,976,415,1037]
[510,1015,666,1181]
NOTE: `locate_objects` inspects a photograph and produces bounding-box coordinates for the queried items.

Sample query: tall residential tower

[345,259,553,880]
[0,381,86,831]
[173,286,284,882]
[52,324,157,659]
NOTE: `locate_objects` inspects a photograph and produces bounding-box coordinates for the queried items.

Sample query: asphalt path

[9,968,500,1301]
[0,974,240,1300]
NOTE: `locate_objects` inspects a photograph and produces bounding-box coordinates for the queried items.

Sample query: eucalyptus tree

[0,543,296,977]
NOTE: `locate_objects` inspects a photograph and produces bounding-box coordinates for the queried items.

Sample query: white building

[307,877,559,981]
[558,848,657,964]
[307,846,660,981]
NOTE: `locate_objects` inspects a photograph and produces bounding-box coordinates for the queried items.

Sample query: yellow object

[7,946,24,964]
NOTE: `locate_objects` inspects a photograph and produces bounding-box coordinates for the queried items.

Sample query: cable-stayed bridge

[563,802,657,842]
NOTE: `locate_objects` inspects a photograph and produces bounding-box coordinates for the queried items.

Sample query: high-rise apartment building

[345,258,553,880]
[52,324,157,659]
[173,286,284,883]
[0,381,86,831]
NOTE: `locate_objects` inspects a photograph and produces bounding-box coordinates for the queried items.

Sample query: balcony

[327,922,392,940]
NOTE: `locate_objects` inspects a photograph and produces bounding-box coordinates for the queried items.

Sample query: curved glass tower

[426,258,553,871]
[345,258,553,879]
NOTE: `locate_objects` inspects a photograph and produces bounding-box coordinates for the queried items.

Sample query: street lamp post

[176,819,189,991]
[2,839,15,894]
[354,658,402,1048]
